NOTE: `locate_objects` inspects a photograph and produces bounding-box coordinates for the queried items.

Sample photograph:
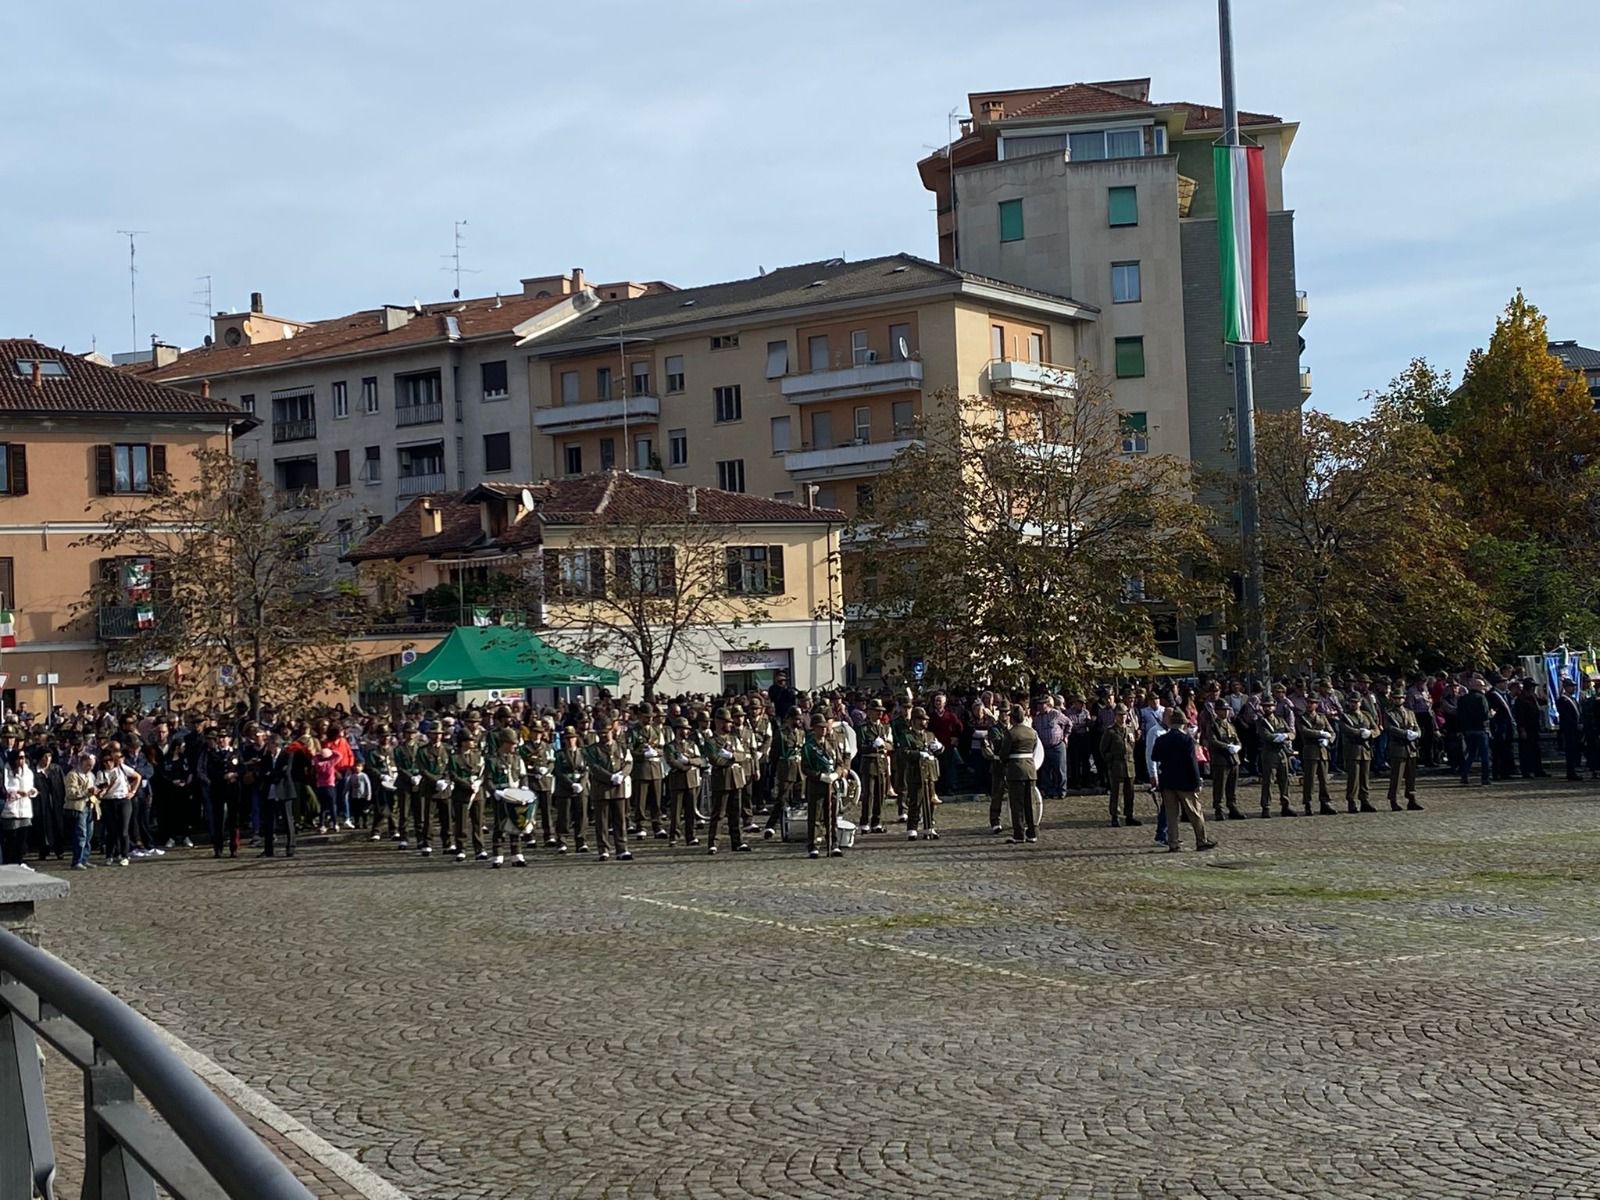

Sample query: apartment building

[347,472,845,697]
[1549,341,1600,405]
[0,339,247,710]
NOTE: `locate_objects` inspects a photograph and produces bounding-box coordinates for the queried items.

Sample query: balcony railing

[1299,368,1314,397]
[396,471,448,498]
[988,358,1076,398]
[395,400,444,427]
[271,418,316,443]
[781,358,924,404]
[98,605,174,640]
[784,436,919,481]
[533,395,661,434]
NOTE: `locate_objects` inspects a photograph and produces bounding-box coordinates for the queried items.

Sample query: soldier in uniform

[731,707,761,833]
[1205,698,1245,821]
[392,721,419,851]
[520,721,558,847]
[1257,690,1296,817]
[1298,700,1338,815]
[998,704,1039,843]
[855,699,890,834]
[889,690,914,823]
[629,703,667,839]
[1383,683,1424,811]
[765,709,805,840]
[367,725,400,842]
[1339,693,1380,812]
[585,715,633,862]
[981,719,1008,834]
[415,725,453,858]
[749,699,776,817]
[553,724,588,854]
[449,714,490,862]
[903,706,941,841]
[487,728,530,867]
[706,708,751,854]
[665,718,705,846]
[801,712,843,858]
[1100,704,1141,827]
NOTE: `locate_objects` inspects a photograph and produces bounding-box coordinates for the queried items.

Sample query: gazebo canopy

[394,625,619,693]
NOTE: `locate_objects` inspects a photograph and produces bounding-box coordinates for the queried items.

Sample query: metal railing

[97,605,174,640]
[271,418,316,443]
[0,924,313,1200]
[395,400,443,427]
[396,471,448,498]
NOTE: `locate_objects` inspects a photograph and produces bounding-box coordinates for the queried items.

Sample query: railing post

[0,865,68,1200]
[83,1058,154,1200]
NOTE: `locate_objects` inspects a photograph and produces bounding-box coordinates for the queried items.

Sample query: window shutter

[659,548,677,595]
[8,444,25,496]
[542,549,561,598]
[152,560,174,603]
[591,549,607,599]
[725,548,741,593]
[97,557,118,603]
[335,449,351,488]
[613,548,632,593]
[94,445,114,495]
[150,444,168,491]
[767,545,785,595]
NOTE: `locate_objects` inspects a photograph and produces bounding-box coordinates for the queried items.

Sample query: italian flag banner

[1215,144,1268,344]
[0,610,14,648]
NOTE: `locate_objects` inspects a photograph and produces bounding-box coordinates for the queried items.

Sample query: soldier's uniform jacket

[585,738,631,800]
[450,742,486,798]
[1384,703,1421,760]
[417,742,452,791]
[1258,712,1294,760]
[521,741,556,792]
[999,721,1040,782]
[802,730,838,801]
[1100,724,1137,780]
[854,719,889,779]
[774,724,805,785]
[486,751,527,793]
[1298,711,1335,761]
[733,723,759,777]
[666,735,706,792]
[368,745,399,789]
[555,741,588,795]
[631,723,667,782]
[1207,717,1242,765]
[904,728,941,786]
[1339,706,1380,760]
[710,732,747,792]
[751,714,774,761]
[393,738,419,791]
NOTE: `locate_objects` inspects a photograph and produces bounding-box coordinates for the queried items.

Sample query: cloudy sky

[3,0,1595,416]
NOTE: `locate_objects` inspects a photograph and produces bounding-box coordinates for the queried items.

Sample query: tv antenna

[441,219,479,299]
[192,274,214,334]
[116,229,149,349]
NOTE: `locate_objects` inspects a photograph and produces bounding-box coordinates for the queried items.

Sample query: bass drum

[838,720,859,761]
[1031,738,1045,824]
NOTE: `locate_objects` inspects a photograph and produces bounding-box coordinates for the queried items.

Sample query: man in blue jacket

[1151,708,1218,854]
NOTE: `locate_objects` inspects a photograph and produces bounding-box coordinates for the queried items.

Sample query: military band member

[1384,684,1424,812]
[367,727,400,842]
[585,717,633,862]
[903,706,940,840]
[391,722,418,850]
[998,704,1039,843]
[855,699,889,834]
[665,718,704,846]
[801,712,843,858]
[488,729,530,867]
[1340,696,1381,813]
[731,707,760,832]
[553,725,588,854]
[1257,695,1296,818]
[520,722,558,846]
[889,691,914,823]
[1298,701,1338,815]
[750,700,775,815]
[707,708,751,854]
[1100,705,1141,827]
[449,715,490,862]
[415,726,453,857]
[765,709,804,840]
[1206,699,1245,821]
[630,704,668,839]
[981,720,1007,835]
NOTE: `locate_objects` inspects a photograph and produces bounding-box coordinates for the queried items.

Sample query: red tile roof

[1002,82,1164,121]
[0,339,244,418]
[1170,101,1282,130]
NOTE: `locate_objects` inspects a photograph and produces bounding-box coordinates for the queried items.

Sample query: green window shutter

[1114,337,1146,379]
[998,199,1024,243]
[1108,186,1138,227]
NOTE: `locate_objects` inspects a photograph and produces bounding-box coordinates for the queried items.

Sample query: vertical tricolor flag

[0,610,14,648]
[472,606,491,627]
[1214,144,1269,344]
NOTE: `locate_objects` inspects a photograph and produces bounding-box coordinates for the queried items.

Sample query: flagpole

[1219,0,1269,683]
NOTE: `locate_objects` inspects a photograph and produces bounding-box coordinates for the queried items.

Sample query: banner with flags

[136,605,156,630]
[122,559,152,601]
[0,610,14,648]
[472,606,491,627]
[1214,144,1269,344]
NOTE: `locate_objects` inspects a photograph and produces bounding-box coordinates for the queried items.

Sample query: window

[100,444,160,494]
[634,436,653,470]
[613,547,676,596]
[397,442,445,485]
[1112,262,1142,304]
[714,384,742,423]
[1108,186,1138,227]
[630,360,650,397]
[851,329,871,365]
[0,444,26,495]
[456,436,465,486]
[853,406,872,443]
[773,490,794,502]
[770,415,791,454]
[273,456,318,493]
[889,323,912,360]
[483,432,511,473]
[545,548,606,599]
[240,393,255,415]
[361,377,378,413]
[810,410,833,451]
[271,392,316,442]
[596,367,612,401]
[998,198,1024,242]
[766,340,789,379]
[1120,412,1149,454]
[365,514,383,536]
[0,557,12,608]
[335,449,351,487]
[808,335,830,372]
[332,380,349,418]
[1115,336,1146,379]
[564,444,583,476]
[1069,127,1146,162]
[725,545,785,595]
[716,458,746,492]
[665,355,685,393]
[668,429,687,467]
[892,400,915,437]
[1152,611,1179,644]
[560,371,580,405]
[599,437,616,471]
[11,359,67,378]
[814,486,836,509]
[481,360,509,399]
[855,483,874,513]
[1027,332,1044,364]
[991,324,1005,361]
[362,445,381,483]
[336,518,355,555]
[395,371,442,424]
[711,334,739,350]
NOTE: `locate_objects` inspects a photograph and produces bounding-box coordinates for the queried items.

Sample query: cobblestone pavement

[29,777,1600,1199]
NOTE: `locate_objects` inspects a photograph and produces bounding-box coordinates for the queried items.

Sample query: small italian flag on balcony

[1214,144,1268,344]
[472,606,491,627]
[0,610,14,648]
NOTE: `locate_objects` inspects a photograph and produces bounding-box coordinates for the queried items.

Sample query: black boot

[1359,801,1378,813]
[1260,805,1272,818]
[1390,800,1403,812]
[1318,802,1338,815]
[1347,801,1358,814]
[1226,804,1244,821]
[1279,804,1296,817]
[1407,799,1424,811]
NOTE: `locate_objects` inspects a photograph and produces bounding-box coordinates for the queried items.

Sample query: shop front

[720,648,793,697]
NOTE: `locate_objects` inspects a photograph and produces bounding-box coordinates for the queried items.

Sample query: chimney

[30,360,41,389]
[382,304,414,333]
[200,380,212,399]
[151,341,181,368]
[420,499,443,536]
[572,267,585,292]
[250,292,264,314]
[983,99,1005,121]
[687,486,697,515]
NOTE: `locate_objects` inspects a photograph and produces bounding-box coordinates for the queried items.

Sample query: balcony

[781,358,924,405]
[272,418,316,443]
[784,437,919,482]
[533,395,660,434]
[98,605,173,640]
[988,359,1076,399]
[395,400,444,427]
[396,471,448,498]
[1296,290,1309,322]
[1299,368,1314,397]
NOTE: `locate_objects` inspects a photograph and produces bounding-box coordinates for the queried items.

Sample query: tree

[1253,404,1503,672]
[75,448,381,717]
[849,375,1220,692]
[539,503,786,701]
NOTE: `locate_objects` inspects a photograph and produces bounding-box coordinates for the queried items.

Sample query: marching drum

[1031,737,1045,823]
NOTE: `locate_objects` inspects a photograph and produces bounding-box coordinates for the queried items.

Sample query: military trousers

[708,788,746,850]
[1345,757,1372,807]
[451,788,484,855]
[1108,775,1136,821]
[1301,759,1332,809]
[1007,778,1037,840]
[1260,756,1290,809]
[667,783,698,842]
[593,795,628,856]
[987,763,1005,828]
[906,777,937,835]
[805,781,837,853]
[859,767,886,829]
[631,776,663,833]
[1211,761,1238,812]
[532,785,554,841]
[1387,756,1417,804]
[556,787,586,848]
[491,798,528,855]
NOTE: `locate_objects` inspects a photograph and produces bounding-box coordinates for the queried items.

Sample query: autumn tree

[1253,403,1503,672]
[850,375,1220,692]
[75,448,380,717]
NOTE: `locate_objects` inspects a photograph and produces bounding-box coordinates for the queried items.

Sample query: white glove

[610,772,624,786]
[718,749,734,762]
[410,775,421,787]
[434,779,452,794]
[1407,730,1419,742]
[929,739,944,754]
[644,748,659,760]
[821,772,837,784]
[380,774,398,789]
[1227,743,1242,755]
[922,751,937,761]
[873,737,885,749]
[1361,729,1373,740]
[493,789,509,801]
[1273,732,1288,744]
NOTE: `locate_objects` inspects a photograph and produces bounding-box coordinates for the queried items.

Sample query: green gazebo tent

[394,625,619,694]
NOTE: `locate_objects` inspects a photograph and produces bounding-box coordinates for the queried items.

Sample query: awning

[1102,653,1196,676]
[394,625,619,693]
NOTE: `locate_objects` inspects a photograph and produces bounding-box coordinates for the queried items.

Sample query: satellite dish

[898,336,910,359]
[520,487,535,512]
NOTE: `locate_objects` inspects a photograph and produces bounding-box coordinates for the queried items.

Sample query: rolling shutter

[94,445,114,495]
